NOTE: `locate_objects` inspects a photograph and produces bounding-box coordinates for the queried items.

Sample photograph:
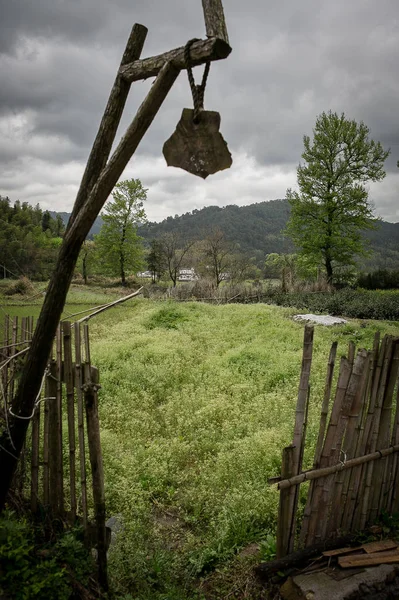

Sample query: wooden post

[83,324,107,591]
[201,0,230,43]
[30,394,40,513]
[67,23,148,227]
[300,341,337,546]
[75,322,88,529]
[283,326,313,553]
[43,373,50,506]
[276,445,295,558]
[63,322,77,522]
[56,325,64,515]
[48,361,62,514]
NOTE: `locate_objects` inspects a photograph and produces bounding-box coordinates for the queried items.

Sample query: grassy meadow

[2,282,399,598]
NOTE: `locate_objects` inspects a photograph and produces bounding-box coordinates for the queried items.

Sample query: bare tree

[160,232,195,287]
[201,228,233,287]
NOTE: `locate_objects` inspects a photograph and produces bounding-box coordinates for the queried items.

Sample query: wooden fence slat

[83,323,108,591]
[63,321,77,522]
[75,322,88,529]
[48,360,62,514]
[300,341,337,547]
[340,351,371,532]
[373,340,399,515]
[43,373,50,506]
[30,398,40,513]
[307,357,351,544]
[362,337,393,526]
[326,350,369,536]
[276,444,296,559]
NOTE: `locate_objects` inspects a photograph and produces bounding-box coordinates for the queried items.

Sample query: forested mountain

[0,197,64,279]
[140,199,399,270]
[49,211,103,237]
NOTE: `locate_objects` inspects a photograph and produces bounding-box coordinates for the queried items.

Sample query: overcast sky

[1,0,398,222]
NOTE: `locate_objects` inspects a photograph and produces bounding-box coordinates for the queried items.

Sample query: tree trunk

[325,256,333,285]
[82,252,88,285]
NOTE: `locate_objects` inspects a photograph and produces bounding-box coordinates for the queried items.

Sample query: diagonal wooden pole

[0,1,232,514]
[67,23,148,227]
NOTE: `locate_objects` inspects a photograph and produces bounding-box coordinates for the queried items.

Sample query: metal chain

[184,38,211,124]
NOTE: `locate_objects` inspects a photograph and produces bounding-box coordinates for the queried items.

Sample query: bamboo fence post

[361,337,393,528]
[63,321,77,522]
[8,317,18,404]
[285,325,313,553]
[326,350,368,536]
[30,387,40,513]
[43,371,50,506]
[48,360,62,514]
[371,339,399,516]
[300,341,337,547]
[351,334,380,530]
[307,357,351,544]
[340,351,371,531]
[388,358,399,513]
[348,341,356,366]
[276,444,295,559]
[83,323,108,591]
[56,324,64,515]
[74,322,88,529]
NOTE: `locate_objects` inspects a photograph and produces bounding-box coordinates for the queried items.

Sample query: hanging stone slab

[163,108,232,179]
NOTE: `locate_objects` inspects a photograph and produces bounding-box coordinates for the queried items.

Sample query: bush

[4,276,35,296]
[0,511,94,599]
[357,269,399,290]
[261,287,399,321]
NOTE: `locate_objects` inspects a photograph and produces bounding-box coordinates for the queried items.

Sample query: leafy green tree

[286,111,390,284]
[95,179,147,285]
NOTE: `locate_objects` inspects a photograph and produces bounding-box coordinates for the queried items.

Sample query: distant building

[178,268,198,282]
[137,270,153,278]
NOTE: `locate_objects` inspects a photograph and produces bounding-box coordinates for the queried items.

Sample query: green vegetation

[95,179,147,285]
[79,299,396,598]
[261,287,399,321]
[286,111,390,284]
[0,511,94,599]
[0,197,64,280]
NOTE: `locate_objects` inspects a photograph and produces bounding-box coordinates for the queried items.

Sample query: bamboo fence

[274,325,399,558]
[0,315,107,588]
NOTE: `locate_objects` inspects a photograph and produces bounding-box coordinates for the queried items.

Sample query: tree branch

[119,37,231,82]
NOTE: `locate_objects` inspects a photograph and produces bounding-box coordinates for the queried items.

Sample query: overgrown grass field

[88,300,397,598]
[2,284,399,598]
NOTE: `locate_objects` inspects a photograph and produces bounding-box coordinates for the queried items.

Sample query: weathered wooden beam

[0,62,181,515]
[201,0,229,43]
[67,23,148,227]
[275,443,399,490]
[119,37,231,82]
[68,61,180,237]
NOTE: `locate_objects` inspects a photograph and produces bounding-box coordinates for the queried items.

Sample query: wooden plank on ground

[323,546,363,557]
[339,549,399,568]
[362,539,398,553]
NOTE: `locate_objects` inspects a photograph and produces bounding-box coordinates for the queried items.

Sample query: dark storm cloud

[0,0,398,219]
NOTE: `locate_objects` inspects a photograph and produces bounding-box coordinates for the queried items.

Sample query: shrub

[0,511,94,600]
[4,276,35,296]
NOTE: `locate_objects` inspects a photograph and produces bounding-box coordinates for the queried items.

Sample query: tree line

[1,111,394,289]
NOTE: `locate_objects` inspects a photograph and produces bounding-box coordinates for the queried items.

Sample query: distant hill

[55,200,399,270]
[140,200,399,270]
[50,211,103,237]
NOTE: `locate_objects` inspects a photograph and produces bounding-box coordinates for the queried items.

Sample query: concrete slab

[280,564,398,600]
